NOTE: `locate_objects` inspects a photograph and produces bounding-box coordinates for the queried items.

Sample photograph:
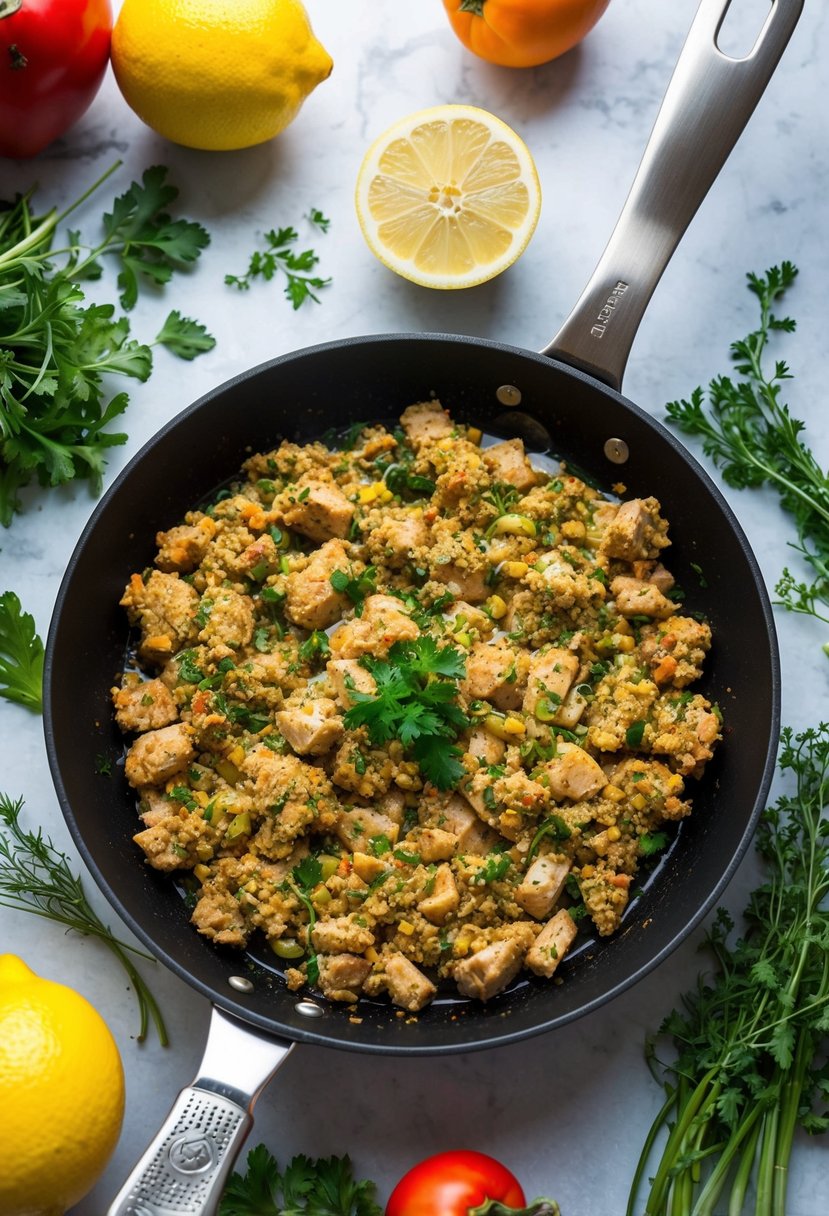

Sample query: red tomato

[386,1150,555,1216]
[443,0,611,69]
[0,0,112,158]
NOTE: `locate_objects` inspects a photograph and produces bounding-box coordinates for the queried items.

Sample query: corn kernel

[398,919,415,936]
[607,825,622,842]
[631,793,647,812]
[193,790,210,808]
[301,703,315,715]
[503,561,529,578]
[467,426,482,445]
[358,484,379,504]
[485,594,507,620]
[603,783,625,802]
[454,936,471,956]
[378,487,394,503]
[503,716,526,736]
[580,865,595,879]
[194,863,211,882]
[227,745,245,768]
[615,634,636,653]
[500,810,522,830]
[364,946,380,964]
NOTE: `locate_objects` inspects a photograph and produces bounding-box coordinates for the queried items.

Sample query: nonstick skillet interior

[44,332,780,1054]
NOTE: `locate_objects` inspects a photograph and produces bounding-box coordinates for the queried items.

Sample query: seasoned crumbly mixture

[114,401,721,1012]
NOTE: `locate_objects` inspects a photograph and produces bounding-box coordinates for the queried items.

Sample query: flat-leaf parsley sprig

[225,208,332,308]
[343,635,468,790]
[626,723,829,1216]
[0,794,169,1046]
[0,590,43,712]
[220,1145,382,1216]
[0,162,215,525]
[665,263,829,643]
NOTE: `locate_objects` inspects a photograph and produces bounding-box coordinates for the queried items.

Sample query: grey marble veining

[1,1,828,1213]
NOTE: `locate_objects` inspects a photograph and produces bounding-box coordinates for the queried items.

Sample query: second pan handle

[541,0,803,391]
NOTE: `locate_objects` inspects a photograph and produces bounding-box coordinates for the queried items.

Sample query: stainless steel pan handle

[107,1006,294,1216]
[542,0,803,390]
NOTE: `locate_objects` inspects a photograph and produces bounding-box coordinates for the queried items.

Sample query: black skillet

[44,1,801,1211]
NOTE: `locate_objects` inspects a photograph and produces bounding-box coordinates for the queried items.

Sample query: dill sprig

[0,793,169,1046]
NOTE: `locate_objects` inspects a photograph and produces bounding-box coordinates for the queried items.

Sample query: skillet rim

[43,330,782,1054]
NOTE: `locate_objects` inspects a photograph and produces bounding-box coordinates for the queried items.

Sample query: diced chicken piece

[631,560,676,594]
[382,953,437,1012]
[120,570,199,665]
[639,615,712,688]
[276,698,343,756]
[483,438,538,493]
[545,742,607,802]
[418,865,459,925]
[400,400,454,447]
[285,538,351,630]
[198,589,255,650]
[132,810,214,872]
[335,807,400,852]
[369,511,429,567]
[282,479,354,542]
[351,851,389,883]
[413,827,460,862]
[124,723,196,788]
[525,909,578,978]
[444,601,493,636]
[600,497,669,561]
[317,953,373,1002]
[237,533,279,578]
[377,787,407,825]
[610,576,675,620]
[462,639,526,711]
[330,594,419,659]
[111,677,178,733]
[155,517,217,573]
[432,561,489,603]
[514,855,571,920]
[523,647,580,716]
[311,914,375,955]
[241,748,336,842]
[190,890,249,947]
[553,685,588,729]
[454,938,524,1002]
[326,658,376,708]
[438,795,499,856]
[137,787,170,827]
[463,726,506,766]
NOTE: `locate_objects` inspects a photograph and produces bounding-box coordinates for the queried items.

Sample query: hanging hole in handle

[716,0,774,60]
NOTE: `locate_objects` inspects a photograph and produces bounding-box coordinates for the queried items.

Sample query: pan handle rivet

[295,1000,324,1018]
[496,384,522,406]
[604,437,629,464]
[229,975,254,993]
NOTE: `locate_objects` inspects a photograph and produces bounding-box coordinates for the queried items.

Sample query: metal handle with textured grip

[542,0,803,390]
[108,1005,294,1216]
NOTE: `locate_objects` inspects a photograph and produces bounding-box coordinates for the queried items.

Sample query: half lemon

[355,104,541,290]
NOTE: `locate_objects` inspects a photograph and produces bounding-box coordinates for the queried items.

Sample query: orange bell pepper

[442,0,611,68]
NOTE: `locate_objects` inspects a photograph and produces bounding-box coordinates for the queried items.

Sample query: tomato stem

[458,0,486,15]
[0,0,24,21]
[468,1200,561,1216]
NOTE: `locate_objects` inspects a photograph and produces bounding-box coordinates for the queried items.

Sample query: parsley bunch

[666,263,829,645]
[343,636,468,790]
[627,724,829,1215]
[0,162,214,525]
[0,793,168,1045]
[0,590,43,711]
[219,1145,381,1216]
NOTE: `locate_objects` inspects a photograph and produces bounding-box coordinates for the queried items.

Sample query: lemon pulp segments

[356,105,541,289]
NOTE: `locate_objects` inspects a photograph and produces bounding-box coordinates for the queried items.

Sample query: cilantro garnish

[638,831,669,856]
[342,636,467,790]
[329,566,376,615]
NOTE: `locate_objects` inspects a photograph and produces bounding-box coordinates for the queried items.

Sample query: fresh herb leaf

[665,263,829,647]
[638,831,669,856]
[154,309,216,360]
[329,566,376,615]
[225,214,332,309]
[219,1146,382,1216]
[0,793,168,1045]
[0,591,43,711]
[628,724,829,1214]
[343,636,467,789]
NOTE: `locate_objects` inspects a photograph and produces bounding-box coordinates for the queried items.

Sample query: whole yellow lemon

[111,0,333,151]
[0,954,125,1216]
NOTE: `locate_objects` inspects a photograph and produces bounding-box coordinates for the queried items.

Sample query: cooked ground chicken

[115,401,721,1012]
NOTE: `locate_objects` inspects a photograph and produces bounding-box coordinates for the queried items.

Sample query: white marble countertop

[2,1,828,1212]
